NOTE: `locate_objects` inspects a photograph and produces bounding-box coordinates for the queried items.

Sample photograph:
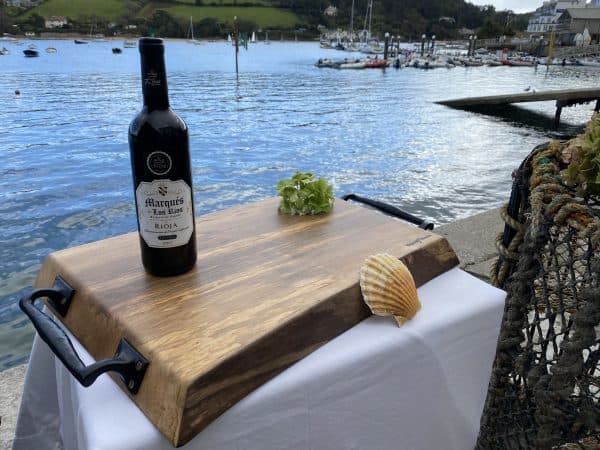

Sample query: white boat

[250,31,257,43]
[124,40,136,48]
[461,58,484,67]
[508,59,536,67]
[45,47,57,53]
[344,42,360,52]
[227,33,232,43]
[264,31,270,44]
[576,58,600,67]
[359,43,374,53]
[315,58,342,68]
[485,59,502,67]
[339,60,366,69]
[28,43,36,50]
[187,17,202,45]
[411,57,453,69]
[94,34,108,42]
[0,47,9,55]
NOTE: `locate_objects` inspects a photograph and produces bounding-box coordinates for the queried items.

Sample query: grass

[18,0,300,30]
[139,3,300,28]
[20,0,131,21]
[177,0,272,5]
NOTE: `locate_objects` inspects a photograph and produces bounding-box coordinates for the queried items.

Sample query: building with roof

[324,6,338,17]
[527,1,589,34]
[44,16,68,29]
[556,8,600,43]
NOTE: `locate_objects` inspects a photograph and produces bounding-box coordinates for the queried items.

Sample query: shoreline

[3,34,320,43]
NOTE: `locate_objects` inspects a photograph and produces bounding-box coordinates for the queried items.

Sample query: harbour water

[0,40,598,370]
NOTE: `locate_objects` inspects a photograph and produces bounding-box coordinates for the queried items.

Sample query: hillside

[7,0,531,39]
[309,0,531,40]
[138,2,299,28]
[14,0,301,34]
[21,0,135,22]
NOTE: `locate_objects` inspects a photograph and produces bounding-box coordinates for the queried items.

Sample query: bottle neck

[140,51,169,110]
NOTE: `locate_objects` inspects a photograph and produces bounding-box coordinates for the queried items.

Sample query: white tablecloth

[13,268,505,450]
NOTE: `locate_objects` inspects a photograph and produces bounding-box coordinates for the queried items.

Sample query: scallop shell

[359,254,420,326]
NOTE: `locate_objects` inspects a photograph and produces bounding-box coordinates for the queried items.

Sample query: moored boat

[462,58,485,67]
[315,58,341,68]
[364,58,387,68]
[74,39,88,44]
[112,47,122,54]
[339,60,366,69]
[575,58,600,67]
[187,17,203,45]
[124,40,136,48]
[485,59,502,67]
[23,49,39,57]
[46,47,57,53]
[509,59,536,67]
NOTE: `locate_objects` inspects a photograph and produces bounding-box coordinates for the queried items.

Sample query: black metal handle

[19,276,149,395]
[342,194,435,230]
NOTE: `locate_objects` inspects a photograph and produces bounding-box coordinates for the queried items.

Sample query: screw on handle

[19,277,149,394]
[342,194,435,230]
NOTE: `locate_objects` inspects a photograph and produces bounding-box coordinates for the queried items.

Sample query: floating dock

[436,88,600,127]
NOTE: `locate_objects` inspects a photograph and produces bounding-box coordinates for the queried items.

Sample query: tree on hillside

[477,18,503,39]
[0,3,14,34]
[30,12,44,29]
[276,0,529,39]
[236,18,257,33]
[401,8,426,41]
[196,17,220,36]
[16,12,44,32]
[147,10,184,37]
[120,2,141,26]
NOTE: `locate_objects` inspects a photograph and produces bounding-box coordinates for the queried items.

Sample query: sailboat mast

[362,0,373,40]
[349,0,354,40]
[368,0,373,38]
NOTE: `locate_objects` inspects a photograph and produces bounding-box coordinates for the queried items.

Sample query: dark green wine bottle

[128,37,197,276]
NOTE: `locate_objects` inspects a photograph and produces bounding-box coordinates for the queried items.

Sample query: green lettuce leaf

[276,171,334,215]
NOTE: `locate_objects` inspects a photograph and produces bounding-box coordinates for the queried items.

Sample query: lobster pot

[478,142,600,449]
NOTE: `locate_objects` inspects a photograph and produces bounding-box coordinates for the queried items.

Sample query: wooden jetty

[436,88,600,127]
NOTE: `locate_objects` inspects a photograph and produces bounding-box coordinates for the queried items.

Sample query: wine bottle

[128,37,197,276]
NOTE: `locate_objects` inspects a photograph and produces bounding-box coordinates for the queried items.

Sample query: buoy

[15,89,20,95]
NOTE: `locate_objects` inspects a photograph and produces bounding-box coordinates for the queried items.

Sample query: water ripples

[0,40,598,369]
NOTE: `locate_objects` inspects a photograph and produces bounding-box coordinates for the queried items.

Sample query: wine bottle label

[135,179,194,249]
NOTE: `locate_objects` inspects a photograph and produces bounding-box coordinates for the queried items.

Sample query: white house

[44,16,67,29]
[526,0,589,34]
[4,0,42,6]
[324,6,338,17]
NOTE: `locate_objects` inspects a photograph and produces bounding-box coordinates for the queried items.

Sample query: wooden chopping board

[35,197,458,447]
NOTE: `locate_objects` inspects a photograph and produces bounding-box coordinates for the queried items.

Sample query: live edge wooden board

[35,197,458,447]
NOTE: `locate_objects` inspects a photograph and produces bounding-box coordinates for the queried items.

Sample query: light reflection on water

[0,40,597,369]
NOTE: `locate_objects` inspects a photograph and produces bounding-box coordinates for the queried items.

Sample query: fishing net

[476,120,600,449]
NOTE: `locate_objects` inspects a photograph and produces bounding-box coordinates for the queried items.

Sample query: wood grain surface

[35,197,458,446]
